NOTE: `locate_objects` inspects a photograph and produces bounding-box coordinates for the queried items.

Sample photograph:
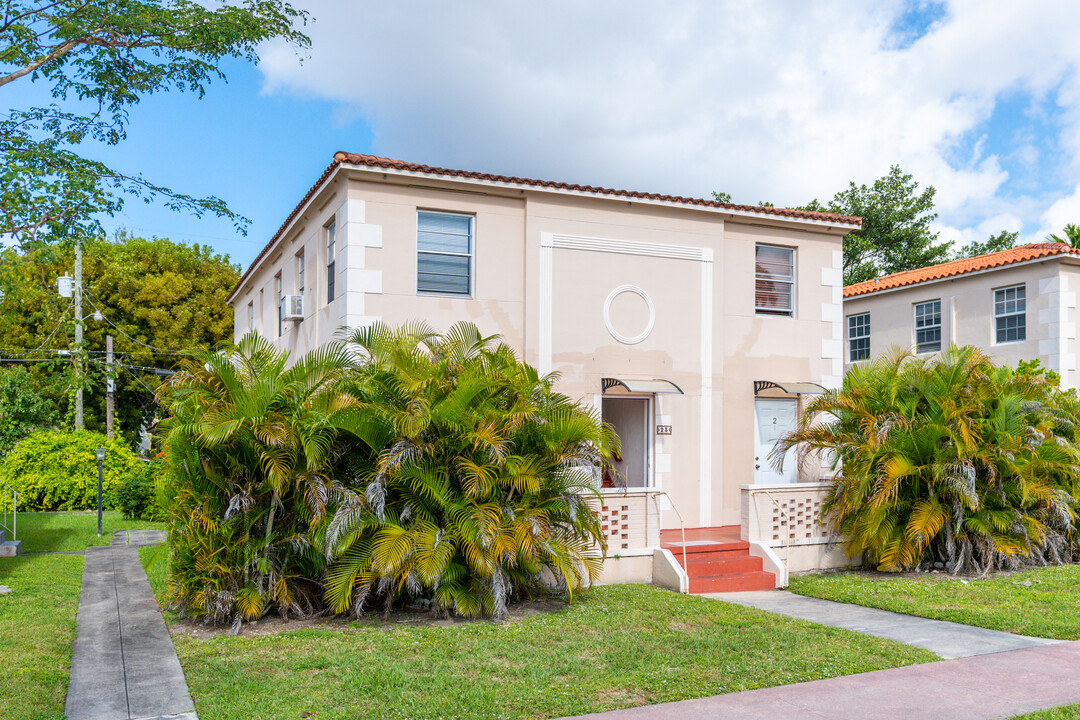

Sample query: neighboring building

[227,153,862,591]
[843,243,1080,388]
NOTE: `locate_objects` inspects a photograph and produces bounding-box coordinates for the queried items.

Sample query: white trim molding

[603,285,656,345]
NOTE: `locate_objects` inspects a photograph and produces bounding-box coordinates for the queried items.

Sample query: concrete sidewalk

[562,641,1080,720]
[711,590,1060,659]
[65,543,196,720]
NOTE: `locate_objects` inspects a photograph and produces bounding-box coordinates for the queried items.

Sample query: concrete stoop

[0,529,20,557]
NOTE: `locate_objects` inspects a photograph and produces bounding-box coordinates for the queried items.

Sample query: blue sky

[15,0,1080,269]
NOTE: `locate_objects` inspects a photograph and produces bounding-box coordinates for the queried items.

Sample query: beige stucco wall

[843,258,1080,388]
[230,167,848,531]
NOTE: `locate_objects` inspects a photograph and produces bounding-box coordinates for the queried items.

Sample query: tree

[773,347,1080,575]
[951,230,1018,260]
[1,0,309,247]
[0,233,239,441]
[324,322,616,619]
[1047,224,1080,249]
[800,166,946,285]
[0,365,62,453]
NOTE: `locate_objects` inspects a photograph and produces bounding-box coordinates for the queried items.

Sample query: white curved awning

[753,380,827,395]
[602,378,684,394]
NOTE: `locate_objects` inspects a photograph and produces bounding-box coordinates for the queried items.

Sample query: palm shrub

[323,321,618,618]
[159,333,364,627]
[773,346,1080,575]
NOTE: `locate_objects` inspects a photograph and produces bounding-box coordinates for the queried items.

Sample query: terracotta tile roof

[844,243,1080,298]
[228,152,861,302]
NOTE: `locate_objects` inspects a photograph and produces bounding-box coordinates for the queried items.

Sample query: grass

[135,554,936,720]
[1012,707,1080,719]
[0,554,85,720]
[12,510,164,553]
[789,564,1080,640]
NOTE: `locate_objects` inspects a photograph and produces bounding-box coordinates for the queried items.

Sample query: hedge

[0,431,142,511]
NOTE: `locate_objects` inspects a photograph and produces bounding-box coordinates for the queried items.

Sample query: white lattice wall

[582,490,661,552]
[741,482,832,546]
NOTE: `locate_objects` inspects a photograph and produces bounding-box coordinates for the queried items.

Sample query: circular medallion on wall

[603,285,655,345]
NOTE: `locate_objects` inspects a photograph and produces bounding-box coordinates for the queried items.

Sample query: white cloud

[259,0,1080,239]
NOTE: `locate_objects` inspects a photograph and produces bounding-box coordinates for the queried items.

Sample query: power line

[83,293,196,355]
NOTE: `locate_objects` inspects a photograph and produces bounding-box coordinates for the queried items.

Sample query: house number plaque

[656,425,673,435]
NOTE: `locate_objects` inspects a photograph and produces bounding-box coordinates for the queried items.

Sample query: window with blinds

[417,211,473,296]
[994,285,1025,343]
[755,244,795,316]
[325,222,336,304]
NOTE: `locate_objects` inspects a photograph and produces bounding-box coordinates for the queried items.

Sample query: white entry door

[754,398,798,484]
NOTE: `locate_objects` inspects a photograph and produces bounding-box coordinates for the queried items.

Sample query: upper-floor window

[296,250,305,296]
[914,299,941,353]
[755,244,794,316]
[247,301,254,331]
[275,272,283,337]
[417,211,472,296]
[848,313,870,361]
[326,222,336,304]
[994,284,1026,344]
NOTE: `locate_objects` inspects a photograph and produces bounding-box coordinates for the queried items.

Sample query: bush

[324,322,616,619]
[118,456,167,520]
[0,430,142,511]
[159,324,617,627]
[776,346,1080,575]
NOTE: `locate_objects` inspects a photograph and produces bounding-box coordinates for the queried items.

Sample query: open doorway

[601,396,651,488]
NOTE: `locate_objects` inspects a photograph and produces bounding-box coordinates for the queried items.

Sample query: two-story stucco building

[843,243,1080,388]
[227,153,862,591]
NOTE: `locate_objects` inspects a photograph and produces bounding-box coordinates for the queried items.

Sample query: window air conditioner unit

[281,294,304,321]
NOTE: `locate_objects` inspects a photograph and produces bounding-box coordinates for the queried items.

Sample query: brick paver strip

[65,545,196,720]
[562,641,1080,719]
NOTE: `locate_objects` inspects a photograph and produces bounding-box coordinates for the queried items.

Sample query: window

[995,285,1026,343]
[326,223,336,303]
[275,273,283,337]
[247,301,254,331]
[755,244,794,316]
[417,211,473,296]
[914,300,941,353]
[848,313,870,361]
[296,250,305,297]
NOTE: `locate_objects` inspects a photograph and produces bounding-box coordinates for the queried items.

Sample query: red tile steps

[660,527,776,593]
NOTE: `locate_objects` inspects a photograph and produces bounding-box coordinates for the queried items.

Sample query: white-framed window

[417,210,473,296]
[247,301,254,331]
[994,284,1026,344]
[296,250,305,297]
[914,299,941,353]
[325,222,336,304]
[755,244,794,316]
[848,313,870,361]
[275,272,283,337]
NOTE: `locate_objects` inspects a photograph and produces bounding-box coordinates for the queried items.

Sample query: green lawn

[1013,706,1080,719]
[0,554,84,720]
[137,555,936,720]
[789,564,1080,640]
[12,510,165,553]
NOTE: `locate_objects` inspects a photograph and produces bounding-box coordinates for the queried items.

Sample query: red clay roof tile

[844,243,1080,298]
[229,153,862,302]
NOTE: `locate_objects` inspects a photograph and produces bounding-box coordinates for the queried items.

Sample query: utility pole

[74,238,83,431]
[106,334,114,440]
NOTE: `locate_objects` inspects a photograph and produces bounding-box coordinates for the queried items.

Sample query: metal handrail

[0,481,16,542]
[754,488,792,569]
[649,490,688,582]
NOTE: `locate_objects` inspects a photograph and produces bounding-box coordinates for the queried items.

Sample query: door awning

[754,380,827,396]
[602,378,684,395]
